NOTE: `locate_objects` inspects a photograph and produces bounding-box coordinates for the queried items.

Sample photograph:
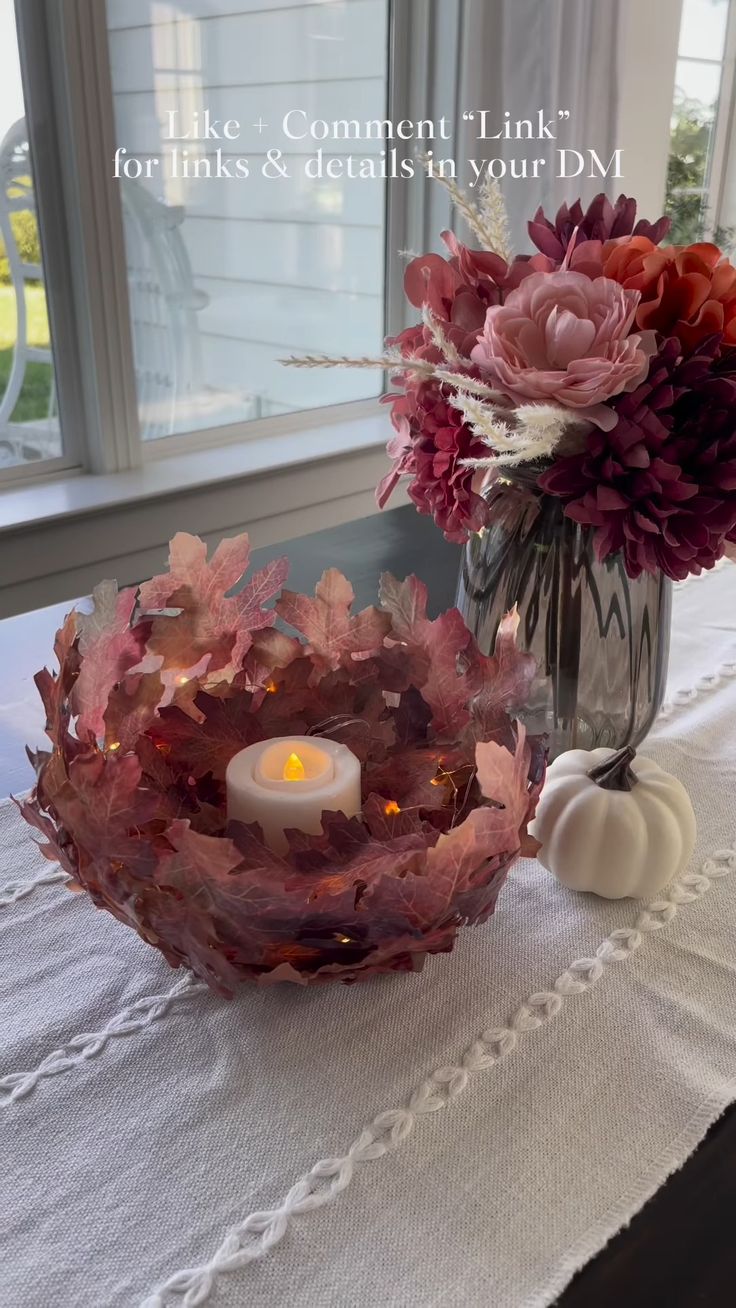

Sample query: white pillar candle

[226,735,362,854]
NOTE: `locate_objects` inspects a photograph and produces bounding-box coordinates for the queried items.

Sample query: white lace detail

[0,972,206,1105]
[658,657,736,720]
[0,867,71,907]
[139,844,736,1308]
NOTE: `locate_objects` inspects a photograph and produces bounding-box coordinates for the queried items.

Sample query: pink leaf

[465,607,537,740]
[13,795,77,877]
[72,582,143,740]
[162,819,243,879]
[276,568,391,679]
[53,751,159,876]
[139,533,288,683]
[475,722,531,836]
[379,573,473,734]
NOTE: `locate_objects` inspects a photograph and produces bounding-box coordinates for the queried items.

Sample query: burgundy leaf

[155,692,265,781]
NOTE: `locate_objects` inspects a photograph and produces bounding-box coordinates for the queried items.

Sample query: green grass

[0,283,53,423]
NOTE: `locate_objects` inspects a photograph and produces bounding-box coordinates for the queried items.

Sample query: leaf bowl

[20,533,545,994]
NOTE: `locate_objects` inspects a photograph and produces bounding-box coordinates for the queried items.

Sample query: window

[0,0,61,472]
[0,0,402,492]
[667,0,736,244]
[1,0,432,616]
[107,0,389,441]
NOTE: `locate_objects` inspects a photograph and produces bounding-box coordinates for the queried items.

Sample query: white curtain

[455,0,623,249]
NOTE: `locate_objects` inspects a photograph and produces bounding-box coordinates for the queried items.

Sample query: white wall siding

[108,3,387,93]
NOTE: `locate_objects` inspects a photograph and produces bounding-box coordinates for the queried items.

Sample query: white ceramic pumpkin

[529,746,697,899]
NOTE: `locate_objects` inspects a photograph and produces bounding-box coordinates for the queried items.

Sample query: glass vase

[456,481,672,760]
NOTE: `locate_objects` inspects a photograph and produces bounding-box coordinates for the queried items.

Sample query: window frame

[708,0,736,234]
[3,0,435,487]
[0,0,453,617]
[669,0,736,240]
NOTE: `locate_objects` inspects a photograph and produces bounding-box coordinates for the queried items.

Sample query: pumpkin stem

[587,746,638,792]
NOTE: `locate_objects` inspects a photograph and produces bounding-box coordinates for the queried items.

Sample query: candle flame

[283,751,306,782]
[384,799,400,816]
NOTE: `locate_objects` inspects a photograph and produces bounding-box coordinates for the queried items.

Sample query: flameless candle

[225,736,362,854]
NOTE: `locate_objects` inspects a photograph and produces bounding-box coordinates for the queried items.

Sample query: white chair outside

[0,116,254,462]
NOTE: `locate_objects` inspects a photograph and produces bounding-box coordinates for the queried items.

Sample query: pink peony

[471,271,654,429]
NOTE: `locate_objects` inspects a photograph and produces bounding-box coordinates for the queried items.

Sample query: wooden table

[2,504,732,1305]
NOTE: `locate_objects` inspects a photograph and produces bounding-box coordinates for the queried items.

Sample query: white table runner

[2,564,736,1308]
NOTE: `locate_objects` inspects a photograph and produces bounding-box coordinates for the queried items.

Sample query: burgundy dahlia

[528,193,671,264]
[540,337,736,579]
[378,381,491,544]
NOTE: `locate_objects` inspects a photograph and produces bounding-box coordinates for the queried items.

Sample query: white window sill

[0,407,404,618]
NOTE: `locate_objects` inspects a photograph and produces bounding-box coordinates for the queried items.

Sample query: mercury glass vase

[456,482,672,760]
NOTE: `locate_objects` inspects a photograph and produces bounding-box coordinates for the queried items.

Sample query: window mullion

[708,2,736,235]
[384,0,458,338]
[40,0,142,474]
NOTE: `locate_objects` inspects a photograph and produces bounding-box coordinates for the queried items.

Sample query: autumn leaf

[51,751,159,877]
[104,671,164,754]
[465,607,537,742]
[475,721,531,836]
[276,568,390,680]
[154,692,265,780]
[378,570,430,642]
[34,610,79,747]
[139,533,288,682]
[161,818,244,881]
[379,573,473,733]
[13,795,77,877]
[71,582,143,740]
[361,791,428,839]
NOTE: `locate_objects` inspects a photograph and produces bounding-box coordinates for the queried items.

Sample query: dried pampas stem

[457,397,578,468]
[455,392,514,448]
[434,370,508,403]
[416,154,511,260]
[421,305,463,366]
[477,172,513,262]
[280,353,399,370]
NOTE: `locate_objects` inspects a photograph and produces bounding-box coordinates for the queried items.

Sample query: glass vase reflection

[456,478,672,760]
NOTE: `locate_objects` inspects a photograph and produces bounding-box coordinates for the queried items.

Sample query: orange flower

[602,237,736,349]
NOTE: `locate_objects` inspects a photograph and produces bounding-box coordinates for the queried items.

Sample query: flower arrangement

[19,533,544,994]
[285,182,736,580]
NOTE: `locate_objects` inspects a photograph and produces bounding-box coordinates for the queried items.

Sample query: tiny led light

[384,799,400,816]
[283,752,306,782]
[107,741,121,752]
[176,675,190,686]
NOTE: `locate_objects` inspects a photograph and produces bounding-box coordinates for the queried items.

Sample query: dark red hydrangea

[378,381,491,544]
[528,193,671,264]
[378,230,506,542]
[539,336,736,580]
